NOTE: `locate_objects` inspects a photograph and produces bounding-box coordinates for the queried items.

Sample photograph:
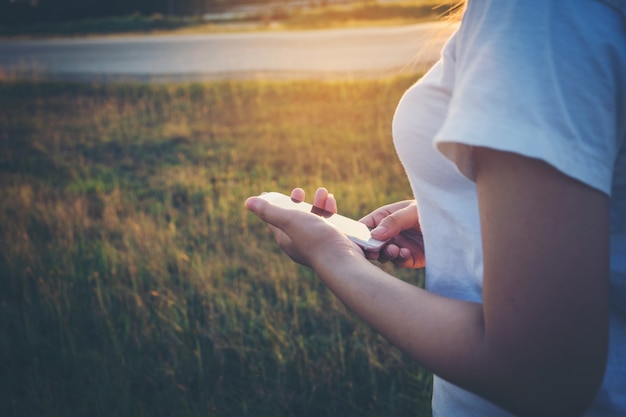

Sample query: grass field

[0,76,433,416]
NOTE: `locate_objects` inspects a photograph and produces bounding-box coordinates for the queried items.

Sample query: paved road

[0,22,456,82]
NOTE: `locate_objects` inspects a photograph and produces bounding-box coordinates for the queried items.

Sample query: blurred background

[0,2,457,416]
[0,0,455,32]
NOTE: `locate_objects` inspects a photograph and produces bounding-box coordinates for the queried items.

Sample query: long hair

[398,1,466,76]
[442,0,466,21]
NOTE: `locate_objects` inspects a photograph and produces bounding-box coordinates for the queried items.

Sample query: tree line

[0,0,259,25]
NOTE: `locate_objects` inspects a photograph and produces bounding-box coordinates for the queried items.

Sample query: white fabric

[392,0,626,415]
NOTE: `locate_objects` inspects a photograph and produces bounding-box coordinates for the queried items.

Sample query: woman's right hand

[361,200,425,269]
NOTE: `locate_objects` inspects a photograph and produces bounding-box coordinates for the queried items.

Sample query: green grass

[0,76,431,416]
[0,1,459,38]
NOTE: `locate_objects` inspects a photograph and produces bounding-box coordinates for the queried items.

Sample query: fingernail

[372,226,388,238]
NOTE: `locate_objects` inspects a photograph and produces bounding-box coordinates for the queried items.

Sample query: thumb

[245,196,290,229]
[371,206,416,240]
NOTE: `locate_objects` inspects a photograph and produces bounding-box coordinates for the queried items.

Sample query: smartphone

[257,192,387,252]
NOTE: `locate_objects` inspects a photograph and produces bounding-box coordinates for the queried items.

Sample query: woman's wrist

[310,242,372,288]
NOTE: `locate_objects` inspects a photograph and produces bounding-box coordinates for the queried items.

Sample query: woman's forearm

[311,250,604,417]
[312,251,486,378]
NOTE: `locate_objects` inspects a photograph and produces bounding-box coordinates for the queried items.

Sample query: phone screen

[257,192,387,251]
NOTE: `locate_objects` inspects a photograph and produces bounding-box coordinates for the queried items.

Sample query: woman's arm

[468,147,609,415]
[245,148,609,416]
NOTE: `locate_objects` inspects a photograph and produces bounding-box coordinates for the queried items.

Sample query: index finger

[359,209,389,229]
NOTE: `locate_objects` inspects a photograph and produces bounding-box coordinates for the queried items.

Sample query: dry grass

[0,77,431,416]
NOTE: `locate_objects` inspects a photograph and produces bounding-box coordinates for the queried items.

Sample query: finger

[365,250,380,261]
[290,187,305,203]
[378,244,401,263]
[393,248,415,268]
[370,205,417,240]
[313,187,329,209]
[359,212,379,229]
[245,196,292,230]
[325,193,338,214]
[360,200,415,230]
[360,205,397,229]
[398,247,411,261]
[366,243,399,264]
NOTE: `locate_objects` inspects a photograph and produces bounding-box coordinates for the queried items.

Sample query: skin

[360,199,425,268]
[245,147,609,416]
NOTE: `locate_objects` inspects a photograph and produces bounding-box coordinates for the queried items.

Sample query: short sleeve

[434,0,626,195]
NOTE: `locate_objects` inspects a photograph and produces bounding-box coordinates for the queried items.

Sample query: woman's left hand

[245,187,365,267]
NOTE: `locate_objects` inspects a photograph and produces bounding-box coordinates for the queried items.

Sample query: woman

[246,0,626,415]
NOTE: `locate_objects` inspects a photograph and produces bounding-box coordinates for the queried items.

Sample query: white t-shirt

[392,0,626,415]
